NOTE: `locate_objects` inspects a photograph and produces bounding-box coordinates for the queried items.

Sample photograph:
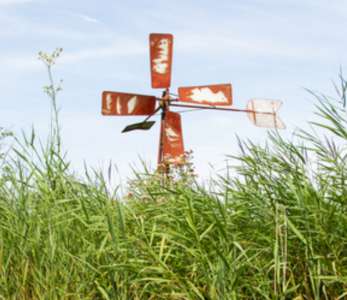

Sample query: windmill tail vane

[101,33,286,172]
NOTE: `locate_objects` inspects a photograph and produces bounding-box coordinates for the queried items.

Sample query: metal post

[169,102,274,115]
[158,89,170,177]
[157,105,165,165]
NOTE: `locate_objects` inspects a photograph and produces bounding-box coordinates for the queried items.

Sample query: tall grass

[0,53,347,299]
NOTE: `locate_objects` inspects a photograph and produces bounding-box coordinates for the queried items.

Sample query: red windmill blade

[150,33,173,89]
[160,111,184,165]
[101,33,286,174]
[102,91,156,116]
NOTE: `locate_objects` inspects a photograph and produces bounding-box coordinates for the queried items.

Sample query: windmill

[102,33,285,172]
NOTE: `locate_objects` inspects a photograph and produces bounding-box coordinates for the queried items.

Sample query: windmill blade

[162,111,185,164]
[122,121,156,133]
[178,83,232,106]
[150,33,173,89]
[246,99,285,129]
[102,91,156,116]
[122,106,161,133]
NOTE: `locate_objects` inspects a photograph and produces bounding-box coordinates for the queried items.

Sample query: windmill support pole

[158,89,170,177]
[158,107,165,165]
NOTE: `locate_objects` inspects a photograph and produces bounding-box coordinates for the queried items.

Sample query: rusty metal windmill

[101,33,285,172]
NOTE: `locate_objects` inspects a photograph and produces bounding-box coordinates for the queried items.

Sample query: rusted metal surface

[150,33,173,89]
[246,99,285,129]
[102,91,156,116]
[178,83,232,106]
[162,111,184,164]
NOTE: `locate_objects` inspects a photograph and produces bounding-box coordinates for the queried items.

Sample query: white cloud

[71,13,101,24]
[0,54,41,71]
[0,36,146,73]
[80,15,99,24]
[61,40,146,64]
[0,10,110,40]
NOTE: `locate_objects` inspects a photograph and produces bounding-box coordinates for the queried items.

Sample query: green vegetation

[1,51,347,299]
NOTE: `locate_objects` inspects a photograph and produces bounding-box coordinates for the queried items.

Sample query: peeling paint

[127,96,137,114]
[165,126,179,143]
[116,96,122,114]
[105,93,113,112]
[190,87,228,103]
[153,38,169,74]
[178,84,232,106]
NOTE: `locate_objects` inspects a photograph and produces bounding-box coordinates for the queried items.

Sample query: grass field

[0,52,347,299]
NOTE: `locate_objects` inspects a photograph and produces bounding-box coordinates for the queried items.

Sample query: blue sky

[1,0,347,183]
